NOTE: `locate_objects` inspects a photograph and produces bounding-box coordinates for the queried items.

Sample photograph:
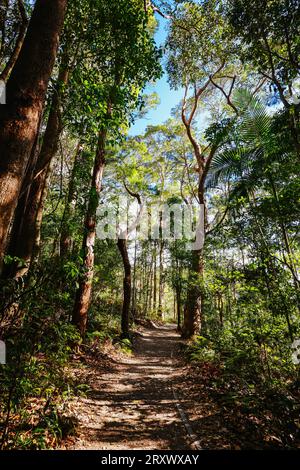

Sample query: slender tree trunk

[60,142,82,257]
[182,247,203,338]
[142,253,147,316]
[217,292,224,327]
[157,239,164,319]
[72,129,106,336]
[268,179,300,294]
[33,163,52,260]
[144,254,150,314]
[176,286,181,331]
[117,238,131,338]
[147,253,153,313]
[182,170,207,338]
[131,238,137,319]
[0,0,67,272]
[153,241,157,313]
[136,258,142,314]
[118,185,142,331]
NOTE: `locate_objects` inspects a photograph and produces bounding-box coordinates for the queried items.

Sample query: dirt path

[64,324,300,451]
[69,324,190,450]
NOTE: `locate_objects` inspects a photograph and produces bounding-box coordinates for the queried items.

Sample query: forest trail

[69,325,190,450]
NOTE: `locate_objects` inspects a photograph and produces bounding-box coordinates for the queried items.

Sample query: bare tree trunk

[0,0,67,272]
[157,239,164,319]
[33,163,52,260]
[182,247,203,338]
[117,238,131,338]
[131,238,137,319]
[147,253,153,314]
[60,142,82,257]
[118,185,142,335]
[142,253,147,315]
[72,129,106,336]
[176,286,181,331]
[3,60,70,277]
[153,241,157,313]
[174,256,182,331]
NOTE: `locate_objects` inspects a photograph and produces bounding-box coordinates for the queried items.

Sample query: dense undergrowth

[184,333,300,448]
[0,262,134,450]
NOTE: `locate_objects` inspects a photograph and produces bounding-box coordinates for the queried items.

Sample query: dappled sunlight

[70,325,188,450]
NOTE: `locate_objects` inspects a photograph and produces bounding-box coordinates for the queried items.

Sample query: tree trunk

[182,169,207,338]
[176,286,181,331]
[153,241,157,313]
[60,142,82,258]
[0,0,67,272]
[117,238,131,338]
[3,60,70,278]
[72,129,106,336]
[157,239,164,319]
[182,247,203,338]
[131,238,137,319]
[147,253,153,314]
[33,163,52,261]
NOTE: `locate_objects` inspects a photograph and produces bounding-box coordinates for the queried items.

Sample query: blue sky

[129,17,184,136]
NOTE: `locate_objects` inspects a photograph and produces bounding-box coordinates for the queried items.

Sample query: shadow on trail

[71,324,189,450]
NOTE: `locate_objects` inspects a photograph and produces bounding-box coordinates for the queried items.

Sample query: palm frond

[206,146,263,189]
[233,88,272,147]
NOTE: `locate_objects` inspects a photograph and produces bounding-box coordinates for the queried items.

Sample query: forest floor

[62,324,299,450]
[63,324,237,450]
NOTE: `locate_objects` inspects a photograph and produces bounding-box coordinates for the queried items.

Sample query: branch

[150,3,172,20]
[180,165,190,206]
[253,77,267,95]
[209,74,238,114]
[124,181,141,205]
[0,0,28,82]
[121,181,144,240]
[206,206,229,237]
[261,34,291,109]
[181,80,203,162]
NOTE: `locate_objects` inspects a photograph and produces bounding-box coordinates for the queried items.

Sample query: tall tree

[117,184,142,338]
[72,0,160,335]
[0,0,67,271]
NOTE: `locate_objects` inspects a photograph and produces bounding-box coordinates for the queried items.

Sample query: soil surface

[68,324,190,450]
[62,324,299,450]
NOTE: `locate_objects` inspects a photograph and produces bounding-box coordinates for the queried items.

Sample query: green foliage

[1,0,299,451]
[226,0,300,90]
[186,336,217,362]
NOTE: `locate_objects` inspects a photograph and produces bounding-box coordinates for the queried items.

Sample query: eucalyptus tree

[72,0,161,335]
[225,0,300,155]
[226,0,300,107]
[2,0,95,278]
[112,120,190,328]
[0,0,67,273]
[166,0,241,337]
